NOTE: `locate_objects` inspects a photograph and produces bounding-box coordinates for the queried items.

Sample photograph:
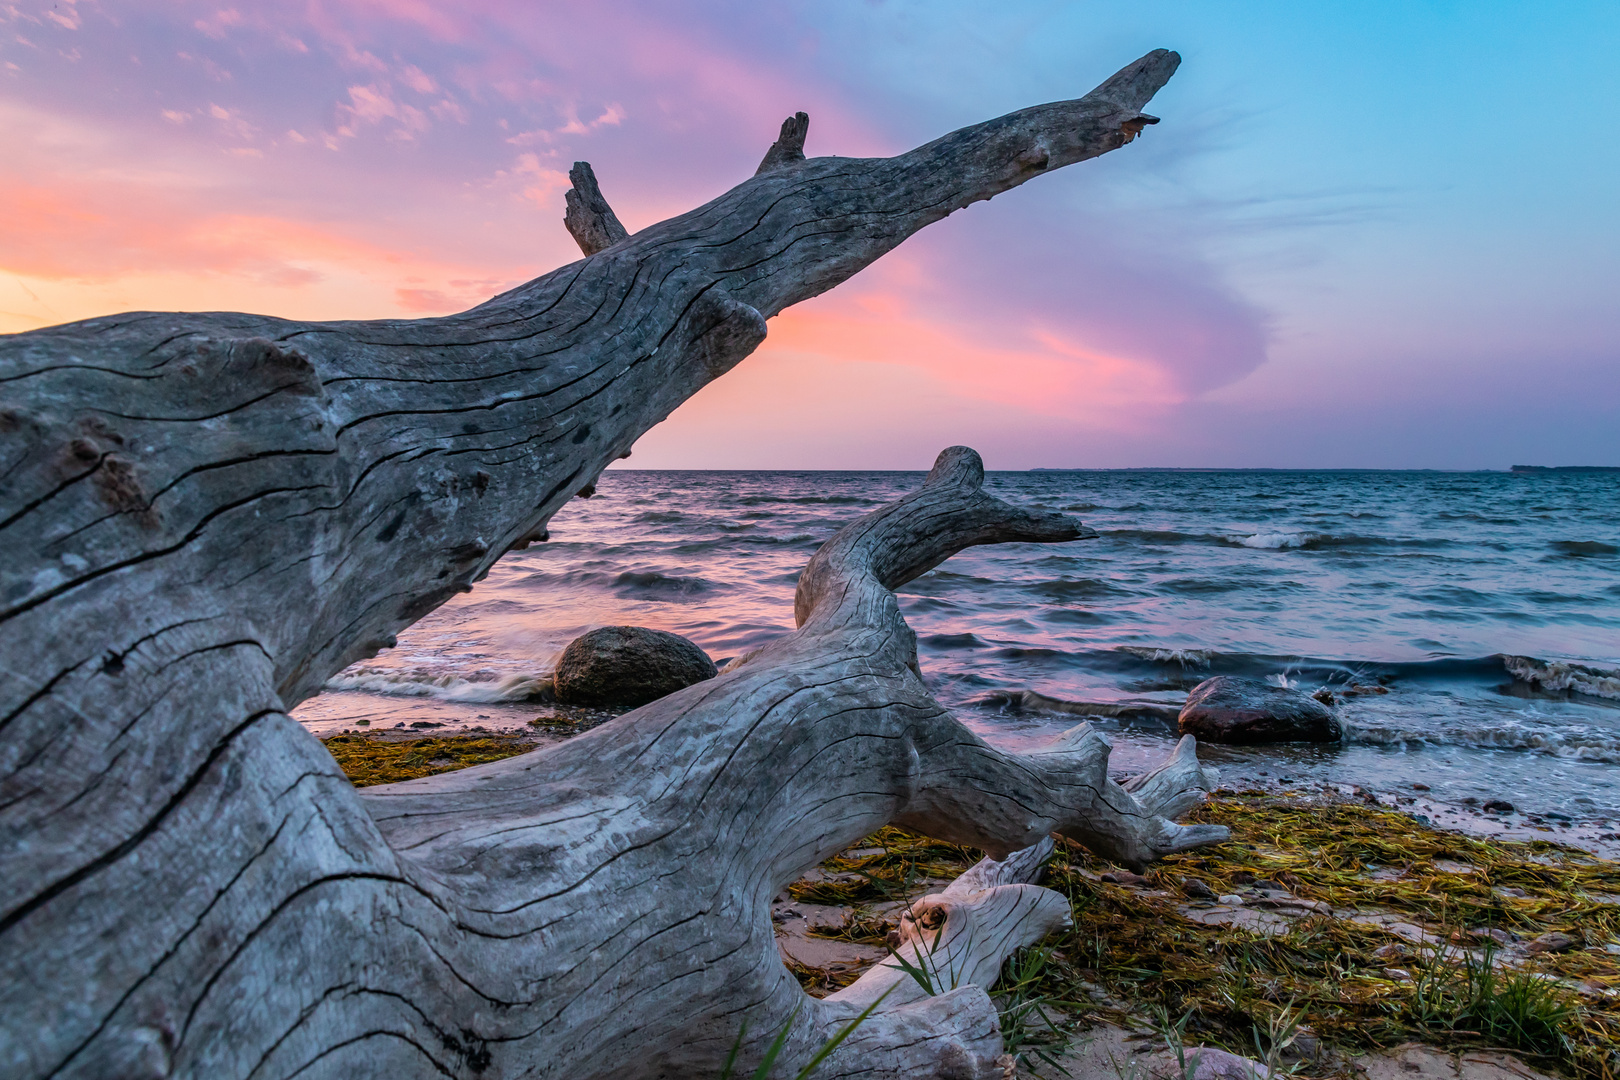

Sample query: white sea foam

[324,667,553,703]
[1240,531,1311,549]
[1119,647,1212,666]
[1504,656,1620,701]
[1348,721,1620,763]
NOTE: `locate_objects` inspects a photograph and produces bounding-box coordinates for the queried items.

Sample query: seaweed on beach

[785,826,979,906]
[323,733,536,787]
[780,796,1620,1077]
[320,738,1620,1076]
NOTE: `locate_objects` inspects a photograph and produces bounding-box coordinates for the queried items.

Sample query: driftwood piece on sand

[0,50,1220,1079]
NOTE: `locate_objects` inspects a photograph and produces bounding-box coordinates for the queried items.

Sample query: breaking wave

[1096,528,1452,552]
[1118,647,1214,667]
[1234,531,1448,551]
[1349,721,1620,764]
[1240,531,1313,549]
[324,667,554,702]
[1503,656,1620,701]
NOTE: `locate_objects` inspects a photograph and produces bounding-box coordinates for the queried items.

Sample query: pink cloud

[193,9,243,39]
[0,0,1267,457]
[765,287,1185,426]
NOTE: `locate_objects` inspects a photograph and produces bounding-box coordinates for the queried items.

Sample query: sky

[2,0,1616,469]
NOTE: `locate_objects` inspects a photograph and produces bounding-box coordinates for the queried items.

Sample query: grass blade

[791,985,896,1080]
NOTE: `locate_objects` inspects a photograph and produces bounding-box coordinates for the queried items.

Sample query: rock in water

[1178,676,1343,744]
[553,625,718,706]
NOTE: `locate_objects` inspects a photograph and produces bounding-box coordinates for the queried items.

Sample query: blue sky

[2,0,1615,467]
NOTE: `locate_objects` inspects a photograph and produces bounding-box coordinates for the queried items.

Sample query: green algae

[319,737,1619,1075]
[323,733,535,787]
[787,796,1620,1078]
[786,826,978,906]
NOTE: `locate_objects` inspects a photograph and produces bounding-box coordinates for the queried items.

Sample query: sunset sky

[2,1,1615,469]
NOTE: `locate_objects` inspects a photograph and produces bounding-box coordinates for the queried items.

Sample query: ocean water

[294,469,1620,821]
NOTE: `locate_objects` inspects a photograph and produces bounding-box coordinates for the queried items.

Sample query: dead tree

[0,51,1222,1080]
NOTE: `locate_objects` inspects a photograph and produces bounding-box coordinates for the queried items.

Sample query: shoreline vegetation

[324,730,1620,1078]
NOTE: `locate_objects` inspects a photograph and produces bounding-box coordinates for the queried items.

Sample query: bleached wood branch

[0,51,1198,1080]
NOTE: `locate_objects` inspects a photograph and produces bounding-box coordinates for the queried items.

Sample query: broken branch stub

[0,51,1196,1080]
[756,110,810,174]
[563,160,630,255]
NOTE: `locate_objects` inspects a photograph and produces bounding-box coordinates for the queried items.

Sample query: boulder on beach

[553,625,718,706]
[1178,676,1343,744]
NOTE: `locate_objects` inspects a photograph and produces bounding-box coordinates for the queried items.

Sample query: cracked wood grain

[0,51,1202,1080]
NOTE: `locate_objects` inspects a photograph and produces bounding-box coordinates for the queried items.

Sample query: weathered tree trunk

[0,51,1216,1080]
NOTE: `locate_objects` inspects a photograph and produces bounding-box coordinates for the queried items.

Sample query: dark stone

[553,625,717,706]
[1483,798,1515,814]
[1177,676,1343,744]
[1100,870,1149,887]
[1524,931,1578,954]
[1181,877,1216,900]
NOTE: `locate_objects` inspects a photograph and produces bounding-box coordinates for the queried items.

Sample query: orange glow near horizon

[0,0,1247,468]
[765,292,1185,425]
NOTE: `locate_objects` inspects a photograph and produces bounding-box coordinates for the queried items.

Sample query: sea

[293,469,1620,832]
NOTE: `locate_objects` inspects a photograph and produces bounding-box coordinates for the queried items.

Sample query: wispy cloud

[3,0,1612,466]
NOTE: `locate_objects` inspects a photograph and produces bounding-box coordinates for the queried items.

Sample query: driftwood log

[0,50,1224,1080]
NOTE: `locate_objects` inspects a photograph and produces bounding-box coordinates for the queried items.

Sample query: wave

[515,567,726,595]
[970,689,1179,726]
[1240,531,1313,550]
[613,571,716,598]
[1159,577,1250,595]
[1102,528,1215,545]
[1550,540,1619,557]
[325,667,554,702]
[1097,528,1448,552]
[923,632,985,649]
[1027,577,1132,600]
[737,494,876,506]
[1233,531,1449,551]
[1503,656,1620,701]
[1349,721,1620,764]
[1118,647,1213,667]
[1061,648,1620,700]
[670,534,823,555]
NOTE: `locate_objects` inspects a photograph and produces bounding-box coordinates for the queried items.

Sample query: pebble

[1186,1047,1271,1080]
[1101,870,1150,887]
[1524,931,1578,954]
[1181,878,1217,900]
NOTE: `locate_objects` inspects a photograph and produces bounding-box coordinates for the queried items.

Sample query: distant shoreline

[601,465,1618,473]
[1025,465,1620,473]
